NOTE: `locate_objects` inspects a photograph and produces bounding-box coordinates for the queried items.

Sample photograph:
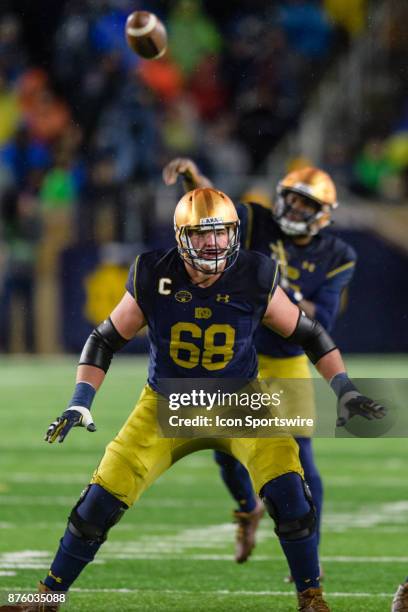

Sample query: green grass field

[0,355,407,611]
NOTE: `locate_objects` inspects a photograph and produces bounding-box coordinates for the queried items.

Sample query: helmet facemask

[275,167,338,237]
[275,189,331,236]
[176,220,240,275]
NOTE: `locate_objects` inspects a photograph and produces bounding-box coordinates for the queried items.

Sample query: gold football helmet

[174,188,240,274]
[275,167,338,236]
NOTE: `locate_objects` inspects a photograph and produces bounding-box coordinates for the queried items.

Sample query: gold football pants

[91,384,303,507]
[258,353,311,379]
[258,353,315,437]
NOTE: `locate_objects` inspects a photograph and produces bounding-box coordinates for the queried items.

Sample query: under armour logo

[216,294,230,303]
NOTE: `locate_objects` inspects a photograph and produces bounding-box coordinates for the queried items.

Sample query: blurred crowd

[0,0,407,352]
[348,1,408,203]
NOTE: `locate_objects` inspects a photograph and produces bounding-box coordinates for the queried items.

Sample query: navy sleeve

[236,202,249,249]
[254,253,280,312]
[125,257,138,299]
[313,246,357,330]
[268,262,280,302]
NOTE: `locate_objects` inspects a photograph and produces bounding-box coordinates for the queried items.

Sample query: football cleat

[174,188,240,275]
[391,582,408,611]
[233,497,264,563]
[0,583,60,612]
[274,167,337,237]
[297,586,330,611]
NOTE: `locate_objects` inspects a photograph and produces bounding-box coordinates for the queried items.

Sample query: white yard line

[3,473,406,487]
[0,551,104,570]
[1,550,408,566]
[98,553,408,562]
[0,587,395,598]
[67,588,396,598]
[3,473,209,485]
[6,474,91,484]
[0,496,223,508]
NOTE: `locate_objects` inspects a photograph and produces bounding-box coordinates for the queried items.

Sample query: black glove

[336,391,387,427]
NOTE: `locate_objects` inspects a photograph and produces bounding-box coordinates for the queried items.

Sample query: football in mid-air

[125,11,167,60]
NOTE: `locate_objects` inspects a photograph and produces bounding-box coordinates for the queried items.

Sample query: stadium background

[0,1,407,611]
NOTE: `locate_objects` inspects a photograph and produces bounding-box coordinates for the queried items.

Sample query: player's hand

[45,406,96,444]
[336,392,387,427]
[162,158,199,186]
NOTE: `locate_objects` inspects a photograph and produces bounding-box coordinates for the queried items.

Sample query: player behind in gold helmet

[274,167,338,237]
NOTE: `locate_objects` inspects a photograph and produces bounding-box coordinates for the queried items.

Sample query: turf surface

[0,355,407,611]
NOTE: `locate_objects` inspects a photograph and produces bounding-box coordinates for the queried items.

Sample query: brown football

[125,11,167,60]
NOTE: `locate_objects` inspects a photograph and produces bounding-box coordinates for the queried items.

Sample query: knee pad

[261,474,316,541]
[68,484,127,544]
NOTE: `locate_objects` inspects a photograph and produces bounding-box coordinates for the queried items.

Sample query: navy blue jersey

[238,202,357,358]
[125,247,279,392]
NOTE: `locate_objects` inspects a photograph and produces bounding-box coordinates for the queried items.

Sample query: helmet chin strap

[183,253,227,277]
[194,257,219,273]
[278,209,321,235]
[190,251,229,274]
[278,218,309,236]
